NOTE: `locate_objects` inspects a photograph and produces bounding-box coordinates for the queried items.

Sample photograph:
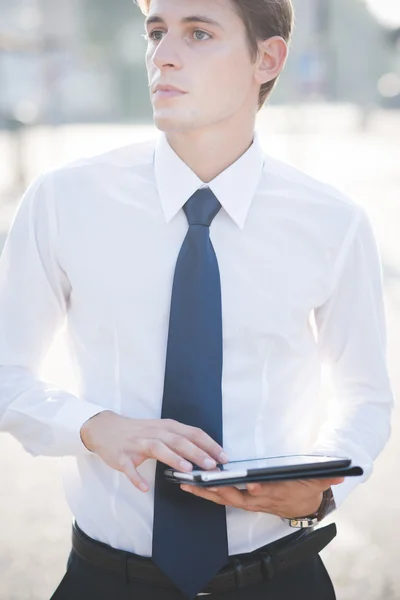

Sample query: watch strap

[286,516,319,528]
[317,487,336,522]
[283,487,337,528]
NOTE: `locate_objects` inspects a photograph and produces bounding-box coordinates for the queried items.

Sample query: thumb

[330,477,345,485]
[315,477,345,489]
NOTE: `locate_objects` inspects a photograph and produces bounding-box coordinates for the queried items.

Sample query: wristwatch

[282,487,336,529]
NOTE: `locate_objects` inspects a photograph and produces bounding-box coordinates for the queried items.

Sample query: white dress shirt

[0,132,393,557]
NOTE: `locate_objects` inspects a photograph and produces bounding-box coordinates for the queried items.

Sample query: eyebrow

[145,14,224,30]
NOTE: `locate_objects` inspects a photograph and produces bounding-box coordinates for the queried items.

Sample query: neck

[165,116,256,183]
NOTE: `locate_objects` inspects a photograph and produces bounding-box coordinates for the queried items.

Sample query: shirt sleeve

[0,173,108,457]
[312,207,394,509]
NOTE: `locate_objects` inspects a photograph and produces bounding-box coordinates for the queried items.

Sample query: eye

[193,30,211,41]
[146,30,165,42]
[145,28,212,43]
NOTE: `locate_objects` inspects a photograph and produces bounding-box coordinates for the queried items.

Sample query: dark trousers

[50,546,336,600]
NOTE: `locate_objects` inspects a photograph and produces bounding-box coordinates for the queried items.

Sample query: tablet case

[164,459,363,487]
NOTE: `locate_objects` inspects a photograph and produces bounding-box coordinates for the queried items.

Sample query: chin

[153,101,207,130]
[152,102,238,134]
[153,113,196,133]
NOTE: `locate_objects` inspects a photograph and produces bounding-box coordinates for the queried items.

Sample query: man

[0,0,393,599]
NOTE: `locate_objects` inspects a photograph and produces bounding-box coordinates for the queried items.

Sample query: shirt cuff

[52,399,111,457]
[330,475,364,509]
[311,446,372,510]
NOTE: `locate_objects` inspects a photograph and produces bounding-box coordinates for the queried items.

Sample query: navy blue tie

[152,188,229,599]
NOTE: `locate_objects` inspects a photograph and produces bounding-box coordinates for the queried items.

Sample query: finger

[211,485,250,509]
[119,457,149,493]
[246,477,342,497]
[142,439,193,472]
[218,487,262,512]
[246,483,264,495]
[301,477,345,490]
[203,485,257,511]
[312,477,345,488]
[182,485,262,512]
[162,433,221,470]
[180,485,228,505]
[246,481,291,497]
[167,420,229,463]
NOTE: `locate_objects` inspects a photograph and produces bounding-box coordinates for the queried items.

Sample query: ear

[254,36,288,86]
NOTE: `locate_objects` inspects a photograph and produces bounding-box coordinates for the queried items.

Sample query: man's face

[145,0,259,132]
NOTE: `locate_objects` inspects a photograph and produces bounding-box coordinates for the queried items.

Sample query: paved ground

[0,106,399,600]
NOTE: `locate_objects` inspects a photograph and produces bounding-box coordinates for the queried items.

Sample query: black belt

[71,520,337,595]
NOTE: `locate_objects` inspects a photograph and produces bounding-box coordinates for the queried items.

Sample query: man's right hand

[80,411,229,493]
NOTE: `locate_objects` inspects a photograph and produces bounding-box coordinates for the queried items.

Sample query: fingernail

[139,482,149,492]
[208,487,218,492]
[204,458,217,469]
[181,485,189,492]
[219,452,229,463]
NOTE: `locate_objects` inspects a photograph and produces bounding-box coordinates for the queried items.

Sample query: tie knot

[184,188,221,227]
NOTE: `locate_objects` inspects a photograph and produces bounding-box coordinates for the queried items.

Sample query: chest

[59,201,332,345]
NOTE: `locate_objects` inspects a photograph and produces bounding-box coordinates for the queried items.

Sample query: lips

[152,83,187,94]
[156,86,185,93]
[152,86,187,101]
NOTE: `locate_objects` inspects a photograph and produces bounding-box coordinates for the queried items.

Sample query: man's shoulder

[258,152,370,260]
[25,137,157,215]
[260,151,361,216]
[46,136,157,182]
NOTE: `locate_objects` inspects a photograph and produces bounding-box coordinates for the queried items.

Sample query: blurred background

[0,0,400,599]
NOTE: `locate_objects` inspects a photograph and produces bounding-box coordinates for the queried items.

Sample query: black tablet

[164,454,363,488]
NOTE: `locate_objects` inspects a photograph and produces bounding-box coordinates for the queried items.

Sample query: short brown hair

[136,0,294,110]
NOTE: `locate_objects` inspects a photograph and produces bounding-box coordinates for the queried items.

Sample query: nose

[149,33,183,71]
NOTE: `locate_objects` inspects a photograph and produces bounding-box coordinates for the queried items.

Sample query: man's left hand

[180,477,344,519]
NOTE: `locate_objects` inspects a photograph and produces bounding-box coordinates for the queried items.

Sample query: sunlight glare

[366,0,400,28]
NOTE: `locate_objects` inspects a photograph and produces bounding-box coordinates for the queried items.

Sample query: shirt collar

[154,131,265,229]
